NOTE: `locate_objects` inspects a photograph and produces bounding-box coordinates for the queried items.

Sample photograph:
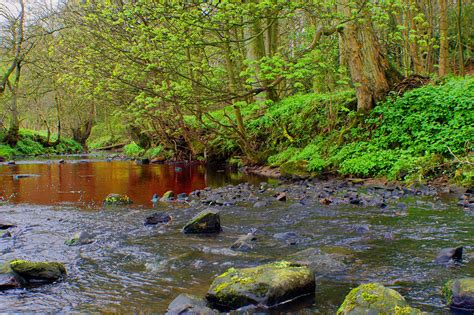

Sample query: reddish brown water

[0,160,260,207]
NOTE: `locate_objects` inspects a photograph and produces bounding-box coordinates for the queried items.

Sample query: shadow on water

[0,158,470,314]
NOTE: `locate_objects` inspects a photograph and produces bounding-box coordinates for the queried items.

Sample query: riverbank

[0,129,83,160]
[104,76,472,187]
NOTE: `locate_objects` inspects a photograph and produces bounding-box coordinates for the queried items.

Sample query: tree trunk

[340,1,401,112]
[438,0,449,76]
[6,63,21,146]
[457,0,465,76]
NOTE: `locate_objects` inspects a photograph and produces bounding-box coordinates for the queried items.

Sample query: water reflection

[0,161,265,207]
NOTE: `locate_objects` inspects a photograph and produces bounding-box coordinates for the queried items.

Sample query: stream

[0,157,471,313]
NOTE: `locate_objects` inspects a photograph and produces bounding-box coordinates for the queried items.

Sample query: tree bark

[438,0,449,76]
[340,1,401,112]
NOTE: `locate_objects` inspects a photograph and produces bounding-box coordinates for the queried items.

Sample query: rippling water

[0,158,471,313]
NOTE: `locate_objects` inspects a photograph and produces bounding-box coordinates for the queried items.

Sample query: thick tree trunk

[340,3,401,112]
[438,0,449,76]
[72,119,93,151]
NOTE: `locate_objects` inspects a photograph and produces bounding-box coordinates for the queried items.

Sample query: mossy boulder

[160,190,175,202]
[167,293,217,314]
[9,260,66,283]
[280,160,309,178]
[206,261,315,310]
[103,193,132,206]
[337,283,421,315]
[443,278,474,311]
[183,209,221,234]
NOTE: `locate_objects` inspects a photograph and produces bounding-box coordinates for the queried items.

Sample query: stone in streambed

[289,248,348,276]
[166,293,217,315]
[206,261,315,310]
[0,222,16,230]
[65,231,94,246]
[9,260,66,283]
[337,283,421,315]
[435,246,463,264]
[183,209,221,234]
[103,193,132,206]
[0,273,20,290]
[444,278,474,311]
[160,190,175,202]
[145,212,172,225]
[230,233,257,252]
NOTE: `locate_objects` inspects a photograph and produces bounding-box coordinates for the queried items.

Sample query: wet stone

[183,209,221,234]
[65,231,94,246]
[230,233,257,252]
[435,246,463,264]
[166,293,217,315]
[103,193,132,206]
[145,212,172,226]
[444,278,474,311]
[337,283,421,315]
[9,260,67,283]
[206,261,315,310]
[0,273,20,291]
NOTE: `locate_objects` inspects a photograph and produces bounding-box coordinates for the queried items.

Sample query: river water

[0,158,471,313]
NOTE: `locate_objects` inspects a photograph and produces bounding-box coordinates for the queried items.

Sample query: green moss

[337,283,420,315]
[208,261,314,309]
[104,193,133,205]
[443,280,454,305]
[9,259,66,280]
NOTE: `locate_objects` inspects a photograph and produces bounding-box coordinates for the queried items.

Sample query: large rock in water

[103,193,132,206]
[183,209,221,234]
[337,283,421,315]
[9,260,66,283]
[444,278,474,311]
[166,293,217,315]
[206,261,315,310]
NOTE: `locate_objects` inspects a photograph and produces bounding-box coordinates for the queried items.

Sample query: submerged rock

[444,278,474,311]
[103,193,133,206]
[275,192,287,202]
[0,273,20,290]
[337,283,421,315]
[183,209,221,234]
[206,261,315,310]
[167,293,217,314]
[230,233,257,252]
[9,260,66,283]
[65,231,94,246]
[435,246,463,264]
[145,212,172,225]
[289,248,348,276]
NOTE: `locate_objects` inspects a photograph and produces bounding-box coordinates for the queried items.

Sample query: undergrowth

[0,129,83,158]
[262,76,473,185]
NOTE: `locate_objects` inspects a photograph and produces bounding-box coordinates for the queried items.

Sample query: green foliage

[144,145,164,159]
[88,120,128,150]
[263,77,472,183]
[0,129,82,157]
[0,145,17,159]
[123,142,145,158]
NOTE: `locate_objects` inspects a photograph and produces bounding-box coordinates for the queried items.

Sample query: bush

[123,142,145,157]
